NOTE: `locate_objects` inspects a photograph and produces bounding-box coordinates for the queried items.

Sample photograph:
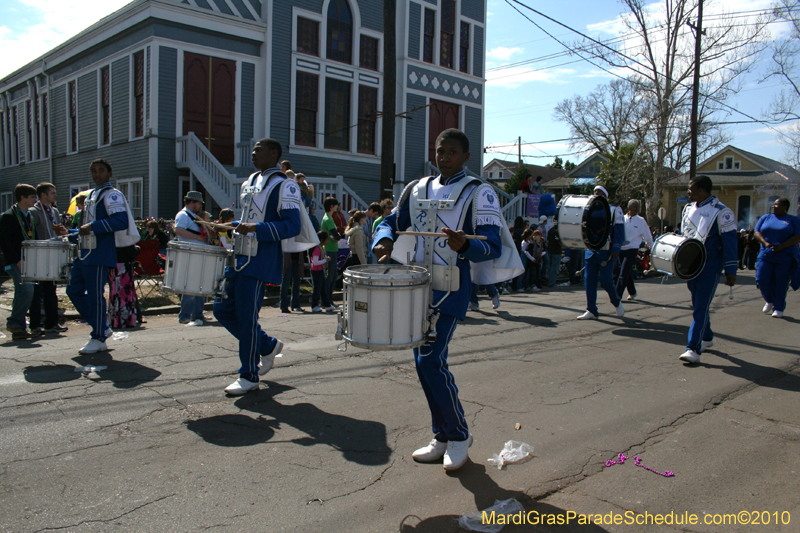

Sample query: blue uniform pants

[66,261,109,341]
[756,255,793,312]
[686,264,721,353]
[584,254,620,316]
[414,313,469,441]
[213,271,279,382]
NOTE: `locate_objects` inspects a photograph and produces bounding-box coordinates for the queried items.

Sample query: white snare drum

[163,241,230,297]
[339,265,430,350]
[554,194,611,250]
[651,234,707,280]
[21,240,76,281]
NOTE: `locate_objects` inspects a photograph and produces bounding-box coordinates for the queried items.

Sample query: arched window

[327,0,353,64]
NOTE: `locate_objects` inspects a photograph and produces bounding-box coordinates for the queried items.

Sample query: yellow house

[661,146,800,229]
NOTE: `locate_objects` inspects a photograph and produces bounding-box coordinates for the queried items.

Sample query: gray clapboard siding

[17,104,27,163]
[463,104,482,176]
[408,2,421,60]
[146,46,151,133]
[404,93,428,183]
[461,0,484,23]
[357,0,382,32]
[231,0,256,20]
[158,47,179,218]
[240,62,255,142]
[51,85,66,158]
[0,160,50,197]
[77,72,97,152]
[472,25,484,78]
[111,57,130,144]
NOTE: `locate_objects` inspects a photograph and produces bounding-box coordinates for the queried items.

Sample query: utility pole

[380,0,396,200]
[688,0,704,180]
[518,136,522,168]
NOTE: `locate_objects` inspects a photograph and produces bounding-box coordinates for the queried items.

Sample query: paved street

[1,270,798,532]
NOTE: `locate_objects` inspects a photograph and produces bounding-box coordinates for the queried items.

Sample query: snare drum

[650,234,707,280]
[554,194,611,250]
[339,265,430,350]
[163,241,230,297]
[21,240,76,281]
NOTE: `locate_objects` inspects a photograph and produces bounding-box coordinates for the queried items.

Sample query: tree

[565,160,576,171]
[763,0,800,166]
[558,0,767,225]
[596,143,652,206]
[504,165,531,195]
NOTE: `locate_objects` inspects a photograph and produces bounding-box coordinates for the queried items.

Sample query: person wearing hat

[577,185,626,320]
[174,190,207,326]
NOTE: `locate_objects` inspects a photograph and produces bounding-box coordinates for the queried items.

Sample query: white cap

[593,185,609,197]
[539,215,548,223]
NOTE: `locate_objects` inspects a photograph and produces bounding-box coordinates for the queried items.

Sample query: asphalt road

[1,270,798,533]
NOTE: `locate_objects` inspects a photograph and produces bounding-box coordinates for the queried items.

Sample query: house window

[440,0,456,69]
[499,171,503,179]
[100,66,110,145]
[718,162,724,170]
[117,178,143,219]
[324,78,351,151]
[297,17,319,56]
[327,0,353,65]
[41,94,49,158]
[13,105,20,163]
[459,22,470,73]
[489,171,494,179]
[133,50,145,138]
[734,161,740,169]
[357,85,378,154]
[360,35,379,71]
[26,100,33,162]
[295,71,319,147]
[69,183,91,198]
[0,192,12,212]
[725,156,733,169]
[737,195,751,230]
[423,9,435,63]
[68,80,77,152]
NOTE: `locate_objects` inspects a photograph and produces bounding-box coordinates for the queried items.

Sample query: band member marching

[213,138,318,395]
[373,129,522,471]
[678,175,737,364]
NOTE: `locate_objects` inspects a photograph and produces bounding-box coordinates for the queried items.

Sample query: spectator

[71,194,86,229]
[281,159,291,172]
[320,197,342,312]
[372,198,394,234]
[310,231,333,313]
[344,210,368,267]
[744,229,759,270]
[215,209,236,250]
[108,244,142,329]
[279,251,303,313]
[309,204,321,232]
[364,202,382,263]
[173,191,207,326]
[29,182,69,334]
[0,184,39,340]
[616,199,653,300]
[544,223,562,287]
[519,174,532,193]
[511,216,528,291]
[530,176,544,195]
[295,172,314,208]
[143,220,170,254]
[521,228,543,291]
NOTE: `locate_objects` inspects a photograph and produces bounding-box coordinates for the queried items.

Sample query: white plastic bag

[458,498,526,532]
[487,440,534,470]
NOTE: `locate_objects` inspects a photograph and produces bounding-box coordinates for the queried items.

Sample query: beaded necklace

[13,205,35,240]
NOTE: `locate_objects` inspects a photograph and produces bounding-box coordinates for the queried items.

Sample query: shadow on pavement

[23,354,162,388]
[495,310,557,328]
[186,382,391,466]
[398,463,609,532]
[703,351,800,393]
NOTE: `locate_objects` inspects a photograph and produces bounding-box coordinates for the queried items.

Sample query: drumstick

[197,220,234,232]
[396,231,488,240]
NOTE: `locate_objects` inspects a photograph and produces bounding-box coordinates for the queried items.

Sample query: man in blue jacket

[678,175,738,364]
[577,185,626,320]
[66,159,130,354]
[214,139,303,396]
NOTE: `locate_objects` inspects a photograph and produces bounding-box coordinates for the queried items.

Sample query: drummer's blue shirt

[372,172,502,320]
[69,182,129,268]
[228,174,302,284]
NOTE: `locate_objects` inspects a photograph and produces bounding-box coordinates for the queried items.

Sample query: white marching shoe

[224,377,259,395]
[576,310,598,320]
[772,310,784,318]
[443,434,474,471]
[615,304,625,317]
[258,339,284,376]
[78,339,107,354]
[763,302,773,314]
[412,439,448,462]
[679,349,700,364]
[701,340,714,351]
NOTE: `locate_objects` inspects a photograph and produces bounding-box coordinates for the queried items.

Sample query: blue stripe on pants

[213,271,277,382]
[686,264,720,353]
[414,313,469,441]
[66,262,109,341]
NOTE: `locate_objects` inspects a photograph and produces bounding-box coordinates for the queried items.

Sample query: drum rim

[652,234,707,280]
[343,264,430,284]
[21,240,73,247]
[341,334,427,350]
[167,241,230,255]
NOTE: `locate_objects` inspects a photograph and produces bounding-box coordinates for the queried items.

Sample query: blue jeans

[6,264,34,330]
[179,295,205,322]
[547,253,561,286]
[615,248,639,297]
[66,262,110,341]
[470,283,498,304]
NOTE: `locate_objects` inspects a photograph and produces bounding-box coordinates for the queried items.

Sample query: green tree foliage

[504,166,531,195]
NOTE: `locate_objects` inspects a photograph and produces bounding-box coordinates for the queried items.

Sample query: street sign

[658,207,666,220]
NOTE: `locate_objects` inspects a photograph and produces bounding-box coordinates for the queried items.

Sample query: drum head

[675,240,706,280]
[584,195,611,251]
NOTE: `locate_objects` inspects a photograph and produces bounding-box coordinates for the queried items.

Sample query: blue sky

[0,0,792,168]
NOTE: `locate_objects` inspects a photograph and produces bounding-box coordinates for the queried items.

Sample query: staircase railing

[176,132,245,211]
[306,176,369,223]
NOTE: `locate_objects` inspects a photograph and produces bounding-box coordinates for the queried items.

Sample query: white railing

[176,132,245,212]
[306,176,369,222]
[236,140,255,168]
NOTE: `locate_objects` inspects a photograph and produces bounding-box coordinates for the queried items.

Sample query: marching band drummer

[373,129,521,471]
[66,159,138,355]
[213,138,316,396]
[677,175,738,364]
[577,185,626,320]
